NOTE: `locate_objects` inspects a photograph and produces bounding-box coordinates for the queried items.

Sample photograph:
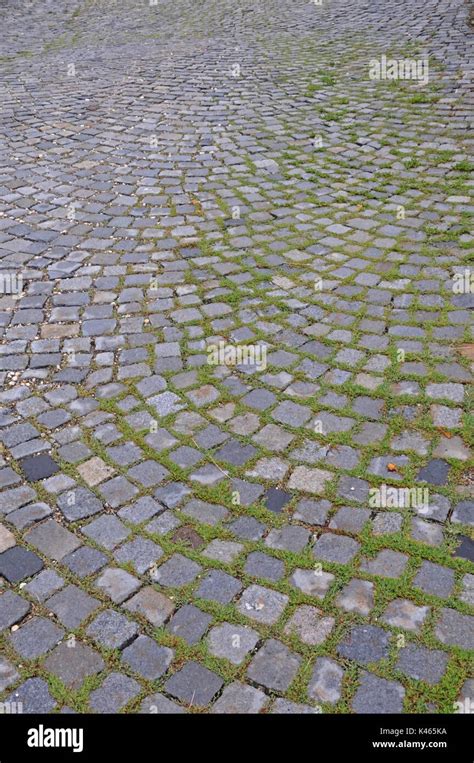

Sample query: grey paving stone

[107,442,143,467]
[413,560,454,599]
[452,500,474,526]
[381,599,430,633]
[6,678,57,714]
[94,567,141,603]
[98,475,138,507]
[214,439,257,466]
[242,388,276,410]
[89,672,140,713]
[271,699,319,714]
[146,510,181,536]
[167,604,213,645]
[272,400,312,427]
[264,487,292,513]
[202,539,244,563]
[44,641,105,689]
[228,515,266,541]
[247,639,301,692]
[0,590,30,631]
[293,498,330,526]
[289,567,335,599]
[196,569,242,604]
[313,533,359,564]
[335,579,375,616]
[211,682,268,714]
[288,465,333,495]
[360,549,408,578]
[10,616,64,659]
[372,512,403,535]
[140,693,186,714]
[0,468,21,491]
[82,514,130,550]
[434,608,474,650]
[181,498,229,526]
[248,457,290,482]
[114,537,164,573]
[124,586,174,627]
[329,506,370,533]
[19,454,59,482]
[416,459,451,486]
[308,657,344,704]
[0,655,20,692]
[7,501,53,529]
[454,535,474,563]
[128,459,169,487]
[337,625,391,665]
[284,605,334,646]
[352,672,405,714]
[24,569,64,602]
[165,661,224,707]
[252,423,294,452]
[118,496,163,525]
[56,486,103,522]
[46,584,100,629]
[86,609,139,650]
[58,441,92,464]
[265,525,311,552]
[25,519,81,561]
[457,678,474,707]
[395,645,448,685]
[244,551,285,582]
[122,635,173,679]
[237,584,288,624]
[0,486,37,517]
[207,622,260,664]
[148,391,186,417]
[151,553,202,588]
[0,545,43,582]
[459,573,474,607]
[62,546,108,578]
[337,475,370,504]
[168,445,203,469]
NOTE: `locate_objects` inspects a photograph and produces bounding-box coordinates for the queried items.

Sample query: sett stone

[247,639,301,692]
[237,584,288,625]
[308,657,344,704]
[165,661,223,707]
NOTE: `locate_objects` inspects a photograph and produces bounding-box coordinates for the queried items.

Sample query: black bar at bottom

[0,713,470,760]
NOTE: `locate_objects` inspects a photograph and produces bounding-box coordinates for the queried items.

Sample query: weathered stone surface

[337,625,391,665]
[124,586,174,627]
[352,672,405,714]
[247,639,301,692]
[381,599,430,633]
[211,682,268,714]
[237,584,288,625]
[207,622,259,664]
[308,657,344,704]
[335,579,374,616]
[165,662,223,706]
[44,641,105,689]
[0,591,30,631]
[434,608,474,650]
[10,617,64,659]
[283,605,334,646]
[122,635,174,679]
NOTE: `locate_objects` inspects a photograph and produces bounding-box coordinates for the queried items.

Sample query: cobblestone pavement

[0,0,473,715]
